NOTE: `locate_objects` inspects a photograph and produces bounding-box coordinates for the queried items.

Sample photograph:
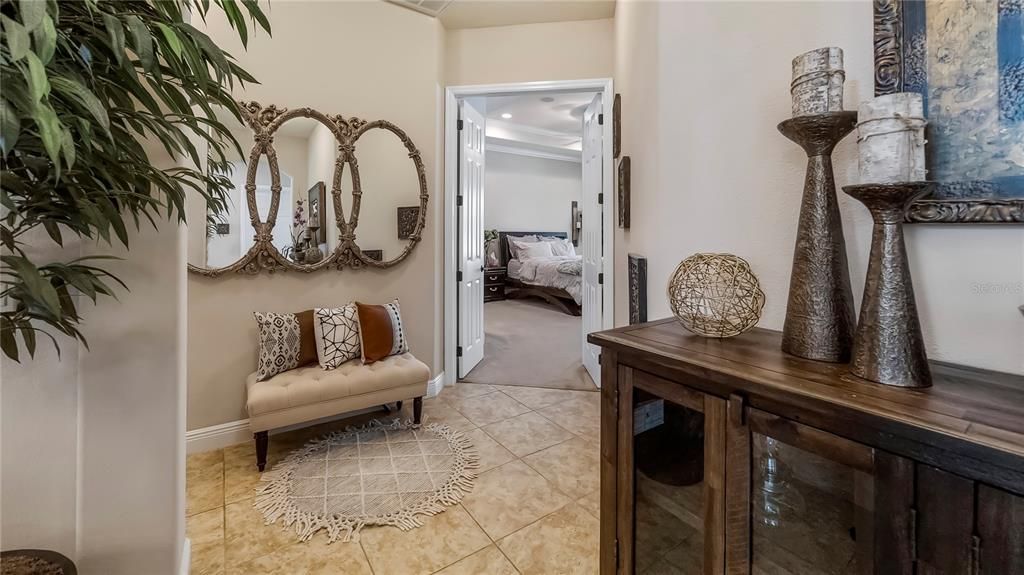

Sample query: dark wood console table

[589,319,1024,575]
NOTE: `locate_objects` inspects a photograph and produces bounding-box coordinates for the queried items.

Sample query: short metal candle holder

[778,111,858,363]
[843,182,933,388]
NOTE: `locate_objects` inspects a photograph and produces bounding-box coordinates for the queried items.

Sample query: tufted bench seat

[246,352,430,470]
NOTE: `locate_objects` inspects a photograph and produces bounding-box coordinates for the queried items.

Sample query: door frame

[443,78,615,389]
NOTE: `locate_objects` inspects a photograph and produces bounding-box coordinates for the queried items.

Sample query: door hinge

[457,119,464,131]
[598,192,604,205]
[457,195,464,207]
[457,270,463,282]
[598,272,604,285]
[909,508,918,561]
[598,113,604,126]
[970,534,981,575]
[456,346,463,357]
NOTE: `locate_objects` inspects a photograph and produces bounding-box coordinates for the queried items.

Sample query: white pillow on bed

[514,240,554,260]
[548,238,576,257]
[506,235,538,259]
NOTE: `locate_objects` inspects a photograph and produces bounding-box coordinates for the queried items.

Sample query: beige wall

[485,151,581,239]
[614,0,1024,375]
[189,1,446,430]
[2,150,187,573]
[446,18,613,85]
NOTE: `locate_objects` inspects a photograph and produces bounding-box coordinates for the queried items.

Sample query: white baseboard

[186,374,445,454]
[179,538,191,575]
[427,372,445,398]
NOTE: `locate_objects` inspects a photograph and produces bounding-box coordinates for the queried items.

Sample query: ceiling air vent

[386,0,453,18]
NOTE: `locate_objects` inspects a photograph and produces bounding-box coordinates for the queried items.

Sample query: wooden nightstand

[484,267,506,302]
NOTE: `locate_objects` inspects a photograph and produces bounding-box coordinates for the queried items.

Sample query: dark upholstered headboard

[497,231,568,268]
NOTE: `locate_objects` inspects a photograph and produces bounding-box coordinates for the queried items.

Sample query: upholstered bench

[246,352,430,470]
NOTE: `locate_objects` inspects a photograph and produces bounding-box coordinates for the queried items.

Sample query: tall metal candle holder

[778,111,858,363]
[843,182,933,388]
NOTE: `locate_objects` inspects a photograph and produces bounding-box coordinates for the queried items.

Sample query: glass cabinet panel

[750,431,872,575]
[632,386,706,574]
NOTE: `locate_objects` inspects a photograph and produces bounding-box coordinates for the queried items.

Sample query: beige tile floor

[186,382,601,575]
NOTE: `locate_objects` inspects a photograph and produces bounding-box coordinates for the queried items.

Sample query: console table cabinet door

[977,484,1024,575]
[727,407,914,575]
[617,368,727,574]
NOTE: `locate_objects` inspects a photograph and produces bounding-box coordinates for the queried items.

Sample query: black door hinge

[457,195,464,207]
[457,119,464,131]
[598,273,604,285]
[598,193,604,205]
[456,346,463,357]
[457,270,463,282]
[598,113,604,126]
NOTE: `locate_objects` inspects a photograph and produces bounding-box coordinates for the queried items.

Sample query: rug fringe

[253,418,479,544]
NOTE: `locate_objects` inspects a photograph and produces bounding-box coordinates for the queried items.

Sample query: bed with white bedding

[497,231,582,315]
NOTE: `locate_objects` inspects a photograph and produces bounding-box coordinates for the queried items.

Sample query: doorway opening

[443,79,614,391]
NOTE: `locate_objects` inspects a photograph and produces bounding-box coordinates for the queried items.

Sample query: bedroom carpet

[462,299,596,390]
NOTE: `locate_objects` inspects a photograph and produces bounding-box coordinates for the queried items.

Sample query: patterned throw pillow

[355,299,409,364]
[254,312,303,382]
[313,304,362,369]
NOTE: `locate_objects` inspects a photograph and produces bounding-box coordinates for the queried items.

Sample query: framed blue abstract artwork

[875,0,1023,223]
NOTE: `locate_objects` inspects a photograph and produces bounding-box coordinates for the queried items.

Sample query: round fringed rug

[255,419,478,543]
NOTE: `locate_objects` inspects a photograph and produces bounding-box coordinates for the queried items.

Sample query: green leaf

[102,12,125,64]
[43,220,62,245]
[32,101,62,170]
[23,51,50,101]
[0,98,20,155]
[3,15,31,61]
[60,126,75,168]
[19,0,47,31]
[5,257,61,316]
[155,23,184,59]
[32,15,56,64]
[0,319,19,363]
[21,324,36,358]
[51,76,109,132]
[126,15,154,71]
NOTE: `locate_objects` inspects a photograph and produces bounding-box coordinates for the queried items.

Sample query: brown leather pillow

[295,310,319,367]
[355,300,409,364]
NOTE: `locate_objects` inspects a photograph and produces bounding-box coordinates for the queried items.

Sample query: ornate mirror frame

[188,101,430,277]
[874,0,1023,224]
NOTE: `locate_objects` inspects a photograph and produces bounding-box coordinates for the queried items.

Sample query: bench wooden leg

[396,400,403,412]
[255,431,269,472]
[413,396,423,424]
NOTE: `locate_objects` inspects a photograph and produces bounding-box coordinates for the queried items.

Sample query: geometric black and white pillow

[254,312,303,382]
[313,303,362,369]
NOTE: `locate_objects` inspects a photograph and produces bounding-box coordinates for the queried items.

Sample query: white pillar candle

[857,92,927,184]
[791,47,845,117]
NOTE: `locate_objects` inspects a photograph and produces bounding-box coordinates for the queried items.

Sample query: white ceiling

[387,0,615,29]
[483,91,597,161]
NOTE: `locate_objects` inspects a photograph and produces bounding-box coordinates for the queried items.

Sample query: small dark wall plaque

[363,249,383,261]
[215,222,230,235]
[629,253,647,325]
[397,206,419,240]
[307,182,327,244]
[618,156,631,229]
[613,93,621,159]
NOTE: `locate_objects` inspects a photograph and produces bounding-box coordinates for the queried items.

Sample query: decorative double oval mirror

[187,102,428,276]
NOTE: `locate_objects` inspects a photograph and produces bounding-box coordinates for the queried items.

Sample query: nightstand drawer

[486,273,504,283]
[484,284,505,302]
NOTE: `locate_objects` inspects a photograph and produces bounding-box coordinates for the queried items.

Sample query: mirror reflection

[353,125,423,264]
[264,116,340,265]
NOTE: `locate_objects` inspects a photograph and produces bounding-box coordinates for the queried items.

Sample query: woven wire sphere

[667,253,766,338]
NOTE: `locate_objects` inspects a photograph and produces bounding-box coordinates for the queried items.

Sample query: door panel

[977,484,1024,575]
[581,94,603,385]
[726,407,913,575]
[916,465,975,575]
[457,100,486,378]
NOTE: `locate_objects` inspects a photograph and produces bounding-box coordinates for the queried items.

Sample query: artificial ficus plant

[0,0,270,361]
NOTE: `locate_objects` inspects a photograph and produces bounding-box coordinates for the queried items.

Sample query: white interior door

[457,100,486,378]
[581,94,603,385]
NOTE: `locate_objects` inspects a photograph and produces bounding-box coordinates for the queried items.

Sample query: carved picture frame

[874,0,1023,223]
[618,156,631,229]
[188,102,430,277]
[628,253,647,325]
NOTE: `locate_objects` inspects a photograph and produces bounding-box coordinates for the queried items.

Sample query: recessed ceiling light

[501,113,512,119]
[540,96,555,103]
